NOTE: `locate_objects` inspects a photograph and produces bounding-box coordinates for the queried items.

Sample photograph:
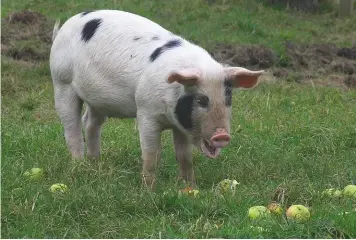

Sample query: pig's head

[168,66,263,159]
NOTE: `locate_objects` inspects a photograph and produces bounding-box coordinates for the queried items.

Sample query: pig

[50,10,264,190]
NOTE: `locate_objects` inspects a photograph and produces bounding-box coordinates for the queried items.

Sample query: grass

[2,0,356,238]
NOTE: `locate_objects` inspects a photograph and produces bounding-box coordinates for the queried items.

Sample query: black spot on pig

[224,79,233,106]
[150,39,182,62]
[133,37,141,41]
[175,93,194,129]
[152,36,160,40]
[81,18,102,42]
[81,10,95,16]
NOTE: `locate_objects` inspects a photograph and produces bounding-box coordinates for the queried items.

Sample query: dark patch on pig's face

[175,90,211,131]
[150,39,182,62]
[81,10,95,16]
[175,93,194,129]
[81,18,102,42]
[224,79,233,106]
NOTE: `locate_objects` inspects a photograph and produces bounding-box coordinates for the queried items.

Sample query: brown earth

[1,10,53,62]
[213,41,356,89]
[2,10,356,89]
[211,43,277,69]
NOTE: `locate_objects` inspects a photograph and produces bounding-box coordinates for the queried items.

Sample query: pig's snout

[210,128,231,148]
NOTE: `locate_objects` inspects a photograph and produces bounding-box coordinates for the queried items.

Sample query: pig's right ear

[167,68,201,86]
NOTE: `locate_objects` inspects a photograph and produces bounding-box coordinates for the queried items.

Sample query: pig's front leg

[173,129,196,186]
[137,115,162,191]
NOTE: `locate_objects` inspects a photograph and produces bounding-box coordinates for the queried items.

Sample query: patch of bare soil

[285,42,356,88]
[344,74,356,88]
[337,47,356,60]
[212,41,356,89]
[1,10,53,62]
[211,43,277,69]
[285,42,356,75]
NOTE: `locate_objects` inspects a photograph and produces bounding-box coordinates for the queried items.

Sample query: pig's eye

[195,95,209,108]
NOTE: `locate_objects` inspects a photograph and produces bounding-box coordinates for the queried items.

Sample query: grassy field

[2,0,356,238]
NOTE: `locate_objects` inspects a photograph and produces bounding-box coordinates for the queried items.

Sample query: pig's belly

[72,81,138,118]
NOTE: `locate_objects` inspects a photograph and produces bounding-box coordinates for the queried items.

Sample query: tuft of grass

[2,0,356,238]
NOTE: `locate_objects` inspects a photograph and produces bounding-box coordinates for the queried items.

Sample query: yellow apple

[218,179,239,193]
[286,205,310,223]
[267,202,283,215]
[49,183,68,193]
[343,185,356,198]
[248,206,270,220]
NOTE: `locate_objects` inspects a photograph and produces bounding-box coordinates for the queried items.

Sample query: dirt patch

[211,44,277,69]
[1,10,53,62]
[285,42,337,69]
[344,74,356,88]
[285,42,356,75]
[211,41,356,89]
[285,42,356,88]
[337,47,356,60]
[331,60,356,75]
[6,10,47,25]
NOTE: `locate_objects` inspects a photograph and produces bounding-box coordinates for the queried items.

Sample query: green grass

[2,0,356,238]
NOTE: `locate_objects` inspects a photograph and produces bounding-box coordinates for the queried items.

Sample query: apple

[343,185,356,198]
[49,183,68,193]
[248,206,270,220]
[218,179,239,193]
[267,202,283,215]
[286,205,310,223]
[23,168,43,181]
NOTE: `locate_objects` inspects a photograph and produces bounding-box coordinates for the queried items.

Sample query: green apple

[23,168,43,181]
[248,206,270,220]
[322,188,342,198]
[218,179,239,193]
[286,205,310,223]
[49,183,68,193]
[267,202,283,215]
[343,185,356,198]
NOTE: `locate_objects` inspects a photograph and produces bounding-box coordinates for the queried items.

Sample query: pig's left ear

[167,68,202,86]
[224,67,264,89]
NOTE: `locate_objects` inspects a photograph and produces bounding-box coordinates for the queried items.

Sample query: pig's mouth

[200,139,221,159]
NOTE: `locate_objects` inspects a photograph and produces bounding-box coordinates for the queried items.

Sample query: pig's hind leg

[54,83,85,159]
[82,106,106,158]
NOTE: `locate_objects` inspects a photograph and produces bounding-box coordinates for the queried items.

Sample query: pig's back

[50,10,187,117]
[53,10,177,81]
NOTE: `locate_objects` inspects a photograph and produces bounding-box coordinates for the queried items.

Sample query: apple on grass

[23,168,43,181]
[286,205,310,223]
[49,183,68,193]
[217,179,239,194]
[248,206,270,220]
[267,202,283,215]
[343,185,356,198]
